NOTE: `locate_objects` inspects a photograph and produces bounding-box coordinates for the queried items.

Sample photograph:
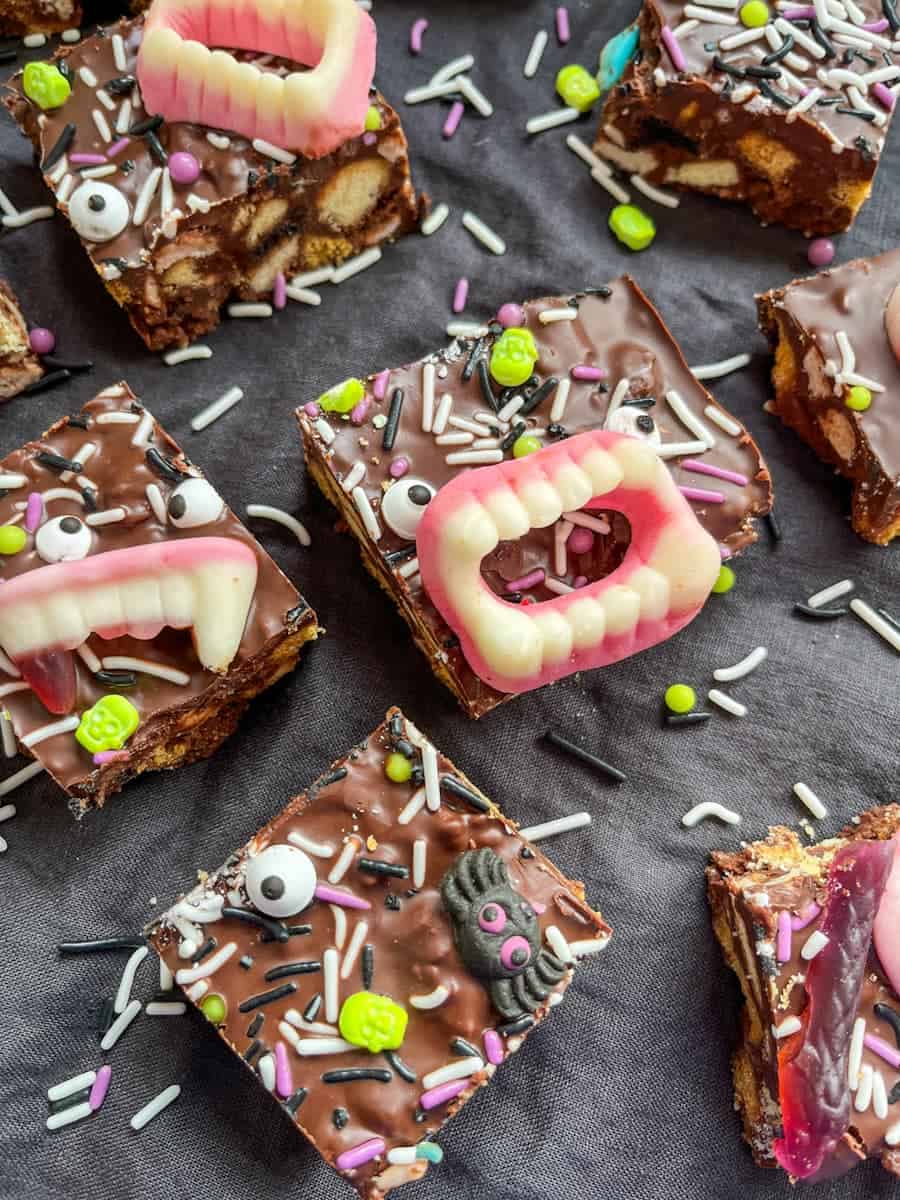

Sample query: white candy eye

[67,181,130,243]
[34,514,92,563]
[381,477,436,541]
[606,405,661,448]
[244,844,316,918]
[167,478,225,529]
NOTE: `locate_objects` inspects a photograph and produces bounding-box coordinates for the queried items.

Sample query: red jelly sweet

[15,648,76,715]
[775,840,894,1180]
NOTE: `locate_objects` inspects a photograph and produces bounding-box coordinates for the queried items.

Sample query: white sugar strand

[114,945,149,1013]
[524,29,549,77]
[245,504,311,548]
[518,812,591,842]
[713,646,768,682]
[130,1084,181,1131]
[100,999,142,1051]
[191,386,244,432]
[794,782,828,819]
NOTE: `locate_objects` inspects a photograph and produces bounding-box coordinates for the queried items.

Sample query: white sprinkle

[175,942,237,985]
[447,415,486,437]
[775,17,826,58]
[422,1056,483,1090]
[190,385,244,432]
[568,936,610,957]
[101,657,191,686]
[388,1147,418,1166]
[100,999,142,1051]
[78,66,98,87]
[497,395,524,423]
[0,186,17,217]
[554,519,572,575]
[683,3,737,21]
[526,106,580,135]
[606,378,630,423]
[79,163,117,180]
[519,812,591,842]
[46,1102,92,1131]
[206,132,231,150]
[707,689,747,717]
[701,405,742,438]
[185,193,210,214]
[421,203,450,236]
[873,1069,889,1119]
[227,302,272,318]
[296,1035,355,1057]
[1,716,16,759]
[330,904,347,950]
[23,32,47,48]
[324,948,340,1022]
[690,353,752,381]
[61,29,81,43]
[854,1063,874,1112]
[290,266,335,289]
[285,285,322,306]
[656,439,710,460]
[184,980,208,1002]
[462,210,506,255]
[339,920,369,980]
[21,715,80,749]
[888,1122,900,1148]
[681,801,742,828]
[91,108,112,143]
[539,306,578,324]
[341,461,366,493]
[524,29,549,77]
[457,75,494,117]
[410,984,450,1010]
[0,682,29,699]
[630,174,680,208]
[544,577,573,595]
[144,484,168,525]
[412,838,427,889]
[314,417,335,445]
[421,362,436,432]
[445,449,504,466]
[839,369,884,392]
[159,959,173,991]
[159,168,175,220]
[589,164,632,203]
[801,930,830,961]
[95,88,116,112]
[163,345,212,367]
[850,598,900,652]
[794,782,828,819]
[421,741,441,812]
[48,1070,97,1102]
[332,246,382,284]
[446,321,488,340]
[329,838,359,884]
[430,54,476,85]
[2,207,55,229]
[251,138,296,164]
[85,507,127,527]
[246,504,311,548]
[564,510,611,535]
[352,486,381,541]
[566,133,605,171]
[807,578,854,608]
[398,788,426,826]
[673,18,701,36]
[112,32,127,72]
[115,945,149,1013]
[146,1001,187,1016]
[666,389,715,447]
[404,79,462,105]
[714,646,767,682]
[0,474,26,490]
[130,1084,181,1131]
[133,166,162,225]
[257,1053,276,1092]
[432,393,453,435]
[545,924,574,965]
[848,1016,866,1089]
[773,1016,802,1039]
[397,556,420,580]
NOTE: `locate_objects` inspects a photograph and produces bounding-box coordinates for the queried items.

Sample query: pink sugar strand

[88,1065,111,1112]
[780,6,815,16]
[679,485,726,505]
[776,910,792,963]
[314,883,371,911]
[274,1042,293,1098]
[105,137,130,158]
[93,750,129,765]
[452,277,469,314]
[443,100,465,139]
[419,1078,468,1111]
[864,1033,900,1070]
[660,26,686,72]
[273,272,287,310]
[790,902,821,931]
[571,364,606,381]
[719,544,731,559]
[556,6,570,44]
[69,153,107,165]
[351,396,371,426]
[505,568,545,593]
[483,1030,504,1066]
[410,18,428,54]
[864,18,890,31]
[873,82,896,111]
[681,458,748,487]
[24,492,43,533]
[372,370,390,401]
[336,1138,385,1171]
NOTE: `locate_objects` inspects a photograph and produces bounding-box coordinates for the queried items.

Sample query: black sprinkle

[476,357,499,412]
[462,336,486,380]
[104,74,136,95]
[358,858,409,879]
[263,961,321,981]
[745,65,782,80]
[836,107,875,122]
[35,449,81,473]
[519,376,558,418]
[60,935,146,954]
[547,423,568,439]
[41,357,94,375]
[239,955,253,970]
[410,765,425,787]
[221,906,289,943]
[238,982,297,1013]
[361,944,374,990]
[884,0,900,33]
[49,1087,92,1115]
[145,130,169,166]
[520,846,534,859]
[713,56,746,79]
[815,96,841,106]
[192,937,217,964]
[389,712,403,738]
[41,123,76,172]
[284,1088,308,1115]
[384,545,417,567]
[66,414,90,429]
[332,1107,349,1128]
[302,994,322,1023]
[393,738,415,759]
[243,1038,263,1063]
[316,767,348,789]
[809,18,837,58]
[621,395,654,408]
[385,894,401,911]
[321,1068,393,1084]
[414,1108,427,1123]
[543,729,626,783]
[451,1037,481,1059]
[875,1002,900,1047]
[23,370,72,397]
[765,510,782,543]
[246,1013,264,1039]
[439,774,491,812]
[793,603,849,620]
[665,712,712,727]
[81,488,98,514]
[500,421,527,453]
[497,1015,534,1037]
[382,388,404,451]
[890,1081,900,1106]
[120,160,136,175]
[762,34,794,65]
[854,135,876,161]
[759,81,794,110]
[0,48,17,65]
[247,169,259,188]
[128,114,164,137]
[285,600,311,625]
[384,1050,417,1082]
[145,447,186,482]
[96,996,114,1038]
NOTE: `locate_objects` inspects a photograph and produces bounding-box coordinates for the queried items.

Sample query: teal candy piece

[416,1142,444,1163]
[598,25,640,93]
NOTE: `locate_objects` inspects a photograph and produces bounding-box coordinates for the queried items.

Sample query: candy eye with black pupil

[381,477,437,540]
[261,875,284,900]
[35,514,92,563]
[244,844,316,918]
[636,415,655,433]
[478,902,507,934]
[606,404,662,447]
[68,181,130,243]
[166,477,225,529]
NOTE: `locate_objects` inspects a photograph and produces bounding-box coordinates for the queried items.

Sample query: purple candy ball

[168,151,200,186]
[303,401,320,418]
[496,303,525,328]
[567,526,595,556]
[389,457,410,478]
[807,238,835,269]
[28,326,55,355]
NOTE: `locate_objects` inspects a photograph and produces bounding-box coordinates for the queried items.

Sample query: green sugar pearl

[385,752,413,783]
[740,0,769,27]
[609,204,656,251]
[319,378,364,414]
[665,684,696,714]
[23,62,71,110]
[845,385,872,412]
[556,65,601,112]
[365,105,382,132]
[512,433,542,458]
[489,327,538,388]
[0,525,27,555]
[713,565,735,594]
[199,993,227,1025]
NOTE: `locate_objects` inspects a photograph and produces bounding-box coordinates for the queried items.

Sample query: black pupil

[511,947,528,966]
[483,905,498,923]
[260,875,284,900]
[88,194,106,212]
[408,485,432,507]
[636,415,655,433]
[60,516,82,534]
[168,494,187,520]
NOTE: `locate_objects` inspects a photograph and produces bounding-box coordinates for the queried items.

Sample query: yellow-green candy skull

[339,991,408,1053]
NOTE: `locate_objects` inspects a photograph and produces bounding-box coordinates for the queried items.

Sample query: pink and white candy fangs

[416,430,721,695]
[874,835,900,997]
[137,0,376,159]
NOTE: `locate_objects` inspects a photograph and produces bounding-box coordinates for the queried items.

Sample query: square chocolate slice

[595,4,898,234]
[4,17,424,350]
[708,806,900,1181]
[758,249,900,544]
[0,380,317,809]
[0,279,43,400]
[297,278,772,718]
[148,708,610,1198]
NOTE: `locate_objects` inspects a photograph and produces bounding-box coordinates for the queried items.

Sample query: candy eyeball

[35,514,92,563]
[244,843,316,918]
[167,478,225,529]
[381,477,436,541]
[606,404,661,448]
[68,181,130,243]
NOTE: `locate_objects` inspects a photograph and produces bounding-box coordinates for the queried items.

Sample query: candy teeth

[137,0,376,159]
[416,430,721,695]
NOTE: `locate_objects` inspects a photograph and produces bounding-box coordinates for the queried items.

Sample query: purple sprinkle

[105,137,130,158]
[780,6,815,16]
[88,1065,111,1112]
[681,459,748,487]
[496,302,525,327]
[443,100,464,139]
[419,1078,468,1111]
[362,131,377,146]
[719,544,732,559]
[336,1138,385,1171]
[274,1041,293,1098]
[389,457,409,479]
[24,492,43,533]
[168,150,200,185]
[373,369,390,400]
[93,750,129,765]
[873,81,895,111]
[864,18,890,32]
[571,364,606,382]
[483,1030,504,1065]
[303,401,320,418]
[864,1033,900,1070]
[69,153,107,165]
[350,396,371,426]
[790,902,821,931]
[505,567,545,593]
[452,277,469,314]
[410,17,428,54]
[776,910,792,963]
[660,25,687,72]
[273,272,287,310]
[679,485,726,505]
[573,575,588,588]
[28,326,55,354]
[556,6,570,44]
[314,883,371,911]
[807,237,835,269]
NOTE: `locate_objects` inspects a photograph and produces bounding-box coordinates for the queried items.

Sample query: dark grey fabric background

[0,2,897,1197]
